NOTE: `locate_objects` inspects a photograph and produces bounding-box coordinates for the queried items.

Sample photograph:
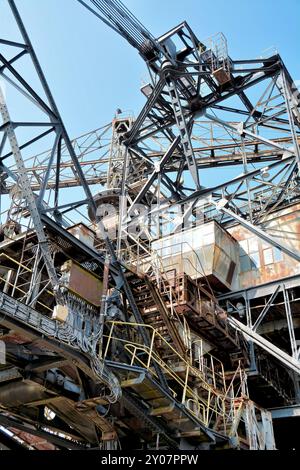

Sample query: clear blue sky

[3,0,299,139]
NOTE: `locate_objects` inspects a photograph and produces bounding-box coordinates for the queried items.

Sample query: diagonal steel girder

[228,316,300,375]
[0,86,59,290]
[127,135,181,215]
[205,111,296,157]
[6,0,98,217]
[130,151,296,234]
[252,285,282,331]
[212,200,300,263]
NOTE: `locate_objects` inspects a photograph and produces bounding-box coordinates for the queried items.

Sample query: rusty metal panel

[67,223,95,248]
[64,261,103,307]
[50,397,98,444]
[9,428,56,450]
[229,202,300,289]
[213,67,231,85]
[151,221,238,290]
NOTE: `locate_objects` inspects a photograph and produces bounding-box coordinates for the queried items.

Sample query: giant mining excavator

[0,0,299,450]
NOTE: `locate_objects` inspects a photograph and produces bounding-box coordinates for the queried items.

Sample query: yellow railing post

[182,364,190,405]
[147,328,155,369]
[130,346,137,366]
[206,390,211,426]
[101,320,248,439]
[103,322,114,359]
[211,356,216,388]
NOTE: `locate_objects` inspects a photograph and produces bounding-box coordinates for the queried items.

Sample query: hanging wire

[78,0,159,55]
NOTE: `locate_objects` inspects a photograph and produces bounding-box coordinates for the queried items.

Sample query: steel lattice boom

[0,0,299,451]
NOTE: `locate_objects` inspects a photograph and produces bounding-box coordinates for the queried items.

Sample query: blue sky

[3,0,299,139]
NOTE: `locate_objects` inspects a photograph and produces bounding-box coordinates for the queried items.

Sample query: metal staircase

[125,268,247,366]
[127,271,186,358]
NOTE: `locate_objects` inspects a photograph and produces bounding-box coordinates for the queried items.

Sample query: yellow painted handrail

[102,320,246,430]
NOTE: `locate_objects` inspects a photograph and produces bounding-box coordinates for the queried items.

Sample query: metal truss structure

[0,0,299,450]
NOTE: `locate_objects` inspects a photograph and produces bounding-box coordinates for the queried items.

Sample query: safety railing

[220,364,248,434]
[102,320,247,432]
[150,247,239,348]
[0,252,54,313]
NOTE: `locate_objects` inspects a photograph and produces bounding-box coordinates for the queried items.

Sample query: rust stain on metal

[229,203,300,289]
[63,260,103,307]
